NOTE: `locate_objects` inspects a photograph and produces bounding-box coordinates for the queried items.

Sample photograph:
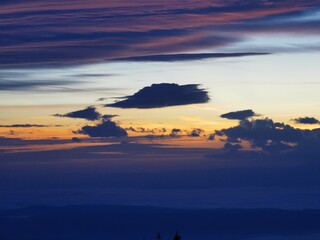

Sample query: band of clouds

[0,80,79,91]
[53,106,126,137]
[3,104,320,161]
[1,0,320,67]
[0,124,53,128]
[77,121,128,138]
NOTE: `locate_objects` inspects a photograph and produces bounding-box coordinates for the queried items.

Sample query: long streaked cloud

[114,52,269,62]
[0,124,49,128]
[0,80,78,91]
[1,0,320,67]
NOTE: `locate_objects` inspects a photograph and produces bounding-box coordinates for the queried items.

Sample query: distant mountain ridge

[1,205,320,240]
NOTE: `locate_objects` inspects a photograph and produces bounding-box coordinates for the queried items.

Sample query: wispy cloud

[0,124,49,128]
[0,80,78,91]
[54,106,102,121]
[1,0,319,67]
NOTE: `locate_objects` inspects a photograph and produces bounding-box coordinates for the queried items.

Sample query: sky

[1,0,320,216]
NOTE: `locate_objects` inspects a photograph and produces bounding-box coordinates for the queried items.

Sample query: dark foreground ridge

[1,205,320,240]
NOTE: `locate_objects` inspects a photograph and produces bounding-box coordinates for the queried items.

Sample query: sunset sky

[1,0,320,219]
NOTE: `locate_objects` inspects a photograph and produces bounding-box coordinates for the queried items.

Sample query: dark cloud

[78,120,127,138]
[114,52,270,62]
[171,128,181,134]
[0,136,71,147]
[71,137,82,143]
[106,83,210,109]
[125,127,166,135]
[128,127,154,134]
[0,80,77,91]
[220,109,258,120]
[1,1,319,67]
[221,118,303,145]
[190,128,204,137]
[96,98,108,102]
[54,106,101,121]
[215,130,224,137]
[126,127,137,132]
[0,124,48,128]
[293,117,320,124]
[226,138,241,143]
[208,133,215,141]
[170,128,181,137]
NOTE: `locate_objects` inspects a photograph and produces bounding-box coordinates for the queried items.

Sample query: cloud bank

[294,117,320,124]
[0,124,49,128]
[1,0,320,67]
[216,115,320,159]
[114,52,270,62]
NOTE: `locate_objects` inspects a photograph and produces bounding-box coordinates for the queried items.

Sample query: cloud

[1,0,319,67]
[70,73,114,78]
[125,127,166,135]
[220,118,303,145]
[114,52,270,62]
[71,137,82,143]
[208,133,215,141]
[190,128,204,137]
[0,80,78,91]
[216,116,320,159]
[293,117,320,124]
[78,120,127,138]
[0,124,49,128]
[224,142,242,153]
[220,109,258,120]
[54,106,101,121]
[106,83,210,109]
[170,128,181,137]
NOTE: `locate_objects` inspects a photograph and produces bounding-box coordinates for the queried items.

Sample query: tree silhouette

[173,232,181,240]
[155,232,161,240]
